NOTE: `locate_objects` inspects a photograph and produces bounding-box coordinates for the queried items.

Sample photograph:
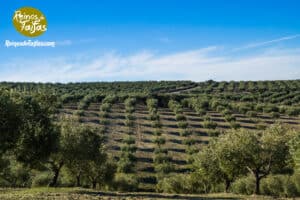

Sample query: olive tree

[199,124,294,194]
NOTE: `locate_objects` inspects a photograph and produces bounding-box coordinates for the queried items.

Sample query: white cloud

[0,46,299,82]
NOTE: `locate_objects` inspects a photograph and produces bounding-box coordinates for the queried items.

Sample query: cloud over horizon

[0,46,299,83]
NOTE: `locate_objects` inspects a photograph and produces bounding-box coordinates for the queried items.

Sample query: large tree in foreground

[48,116,108,187]
[195,124,294,194]
[0,91,21,154]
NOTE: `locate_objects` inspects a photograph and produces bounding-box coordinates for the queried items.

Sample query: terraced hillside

[61,91,300,191]
[1,80,299,192]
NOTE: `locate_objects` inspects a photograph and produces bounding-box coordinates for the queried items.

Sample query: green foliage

[0,91,21,154]
[203,120,217,129]
[224,114,236,122]
[124,119,134,127]
[31,172,53,187]
[183,138,196,146]
[153,153,171,164]
[121,145,137,153]
[207,129,221,137]
[154,148,168,154]
[154,129,162,136]
[100,103,111,112]
[286,107,300,116]
[255,123,267,130]
[148,112,160,121]
[153,137,166,146]
[246,111,257,118]
[125,113,135,121]
[229,121,241,129]
[117,156,136,173]
[168,100,183,114]
[175,114,186,121]
[154,162,174,174]
[75,110,84,116]
[122,136,135,145]
[113,173,139,192]
[177,121,188,129]
[151,120,162,128]
[180,129,192,137]
[231,176,255,195]
[260,175,299,197]
[157,173,209,194]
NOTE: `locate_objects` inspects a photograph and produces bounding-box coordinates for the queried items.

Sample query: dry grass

[0,188,290,200]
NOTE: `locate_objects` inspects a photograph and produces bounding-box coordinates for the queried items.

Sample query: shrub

[203,120,217,129]
[175,114,186,121]
[154,148,168,154]
[75,110,84,116]
[246,111,257,118]
[100,103,111,112]
[102,95,117,104]
[180,129,192,137]
[149,113,160,121]
[153,153,171,164]
[125,106,135,114]
[183,138,196,146]
[216,105,226,112]
[124,98,136,107]
[230,122,241,129]
[123,136,135,145]
[113,173,138,192]
[177,121,188,129]
[196,109,206,116]
[117,156,135,173]
[124,119,134,127]
[154,162,174,174]
[152,120,162,128]
[263,105,279,113]
[186,146,198,155]
[157,173,205,194]
[222,109,232,115]
[146,98,158,110]
[31,172,53,187]
[231,176,255,195]
[261,175,284,197]
[203,115,211,121]
[121,145,137,153]
[224,114,236,122]
[207,130,221,137]
[125,113,135,121]
[270,112,280,119]
[286,107,300,116]
[100,118,109,125]
[99,111,109,118]
[255,123,267,130]
[153,137,166,146]
[154,129,162,136]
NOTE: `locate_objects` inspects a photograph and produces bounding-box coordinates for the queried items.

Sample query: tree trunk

[76,174,81,187]
[254,173,261,195]
[92,180,97,189]
[225,179,231,193]
[49,169,60,187]
[49,162,63,187]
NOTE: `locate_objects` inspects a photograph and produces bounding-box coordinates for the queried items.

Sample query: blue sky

[0,0,300,82]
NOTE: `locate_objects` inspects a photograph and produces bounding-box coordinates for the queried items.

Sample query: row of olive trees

[147,98,174,177]
[118,98,137,173]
